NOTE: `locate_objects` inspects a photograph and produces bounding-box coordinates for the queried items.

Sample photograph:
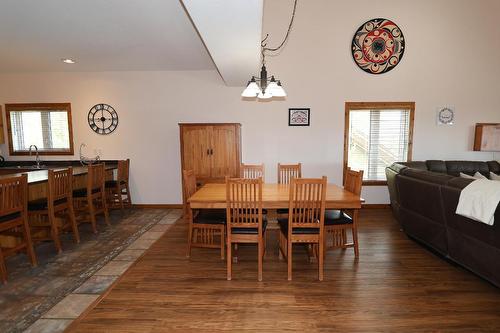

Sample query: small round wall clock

[88,104,118,135]
[352,18,405,74]
[437,107,455,125]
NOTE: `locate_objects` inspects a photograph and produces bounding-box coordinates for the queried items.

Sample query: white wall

[0,0,498,204]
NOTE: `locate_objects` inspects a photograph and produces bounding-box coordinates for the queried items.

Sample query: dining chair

[73,163,110,233]
[226,177,266,281]
[241,163,265,181]
[0,174,37,283]
[277,163,302,184]
[106,159,132,210]
[183,170,226,260]
[277,163,302,216]
[28,167,79,253]
[278,176,327,281]
[324,168,363,258]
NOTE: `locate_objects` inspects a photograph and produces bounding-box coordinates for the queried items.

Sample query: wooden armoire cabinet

[179,123,241,194]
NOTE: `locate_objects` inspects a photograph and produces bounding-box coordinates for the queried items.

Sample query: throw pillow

[490,172,500,181]
[460,172,487,180]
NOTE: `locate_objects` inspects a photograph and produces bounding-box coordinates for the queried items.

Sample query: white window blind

[9,110,70,153]
[347,108,411,181]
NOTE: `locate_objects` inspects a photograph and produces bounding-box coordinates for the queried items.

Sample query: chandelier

[241,0,297,100]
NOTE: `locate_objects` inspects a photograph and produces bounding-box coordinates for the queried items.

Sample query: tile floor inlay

[0,208,176,333]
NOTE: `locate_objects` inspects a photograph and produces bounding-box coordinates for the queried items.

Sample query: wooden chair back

[88,163,106,192]
[226,177,263,231]
[344,168,363,195]
[183,170,197,211]
[241,163,265,181]
[278,163,302,184]
[117,159,130,183]
[0,174,27,217]
[48,167,73,203]
[288,176,327,230]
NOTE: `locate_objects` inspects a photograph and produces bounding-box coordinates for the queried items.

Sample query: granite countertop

[0,163,118,184]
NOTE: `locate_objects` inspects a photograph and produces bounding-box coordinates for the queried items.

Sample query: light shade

[241,81,260,97]
[267,81,286,97]
[257,90,272,99]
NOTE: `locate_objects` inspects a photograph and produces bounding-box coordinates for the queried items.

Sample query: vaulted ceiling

[0,0,263,86]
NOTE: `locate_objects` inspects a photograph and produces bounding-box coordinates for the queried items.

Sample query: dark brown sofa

[386,160,500,287]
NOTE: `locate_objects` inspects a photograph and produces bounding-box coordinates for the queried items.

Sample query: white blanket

[456,179,500,225]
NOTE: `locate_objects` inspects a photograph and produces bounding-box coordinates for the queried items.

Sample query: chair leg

[187,223,193,258]
[68,202,80,244]
[318,240,324,281]
[287,240,293,281]
[49,213,63,254]
[87,197,98,234]
[352,210,360,258]
[258,237,263,281]
[125,184,132,207]
[22,216,37,267]
[102,193,111,226]
[226,239,232,281]
[220,227,225,260]
[0,250,7,283]
[117,185,124,210]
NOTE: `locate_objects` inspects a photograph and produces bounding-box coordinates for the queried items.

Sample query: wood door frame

[343,102,415,186]
[5,103,75,156]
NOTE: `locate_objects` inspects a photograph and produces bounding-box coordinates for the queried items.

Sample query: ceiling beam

[182,0,263,87]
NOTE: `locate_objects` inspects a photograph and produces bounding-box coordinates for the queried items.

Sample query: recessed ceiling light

[61,58,76,64]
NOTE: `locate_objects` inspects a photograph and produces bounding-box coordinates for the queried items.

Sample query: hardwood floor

[67,209,500,332]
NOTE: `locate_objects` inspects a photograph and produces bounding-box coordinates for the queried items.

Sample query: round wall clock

[437,107,455,125]
[351,18,405,74]
[88,104,118,135]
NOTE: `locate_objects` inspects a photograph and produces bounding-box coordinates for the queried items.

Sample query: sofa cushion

[400,168,454,185]
[445,161,490,177]
[488,161,500,174]
[426,160,447,174]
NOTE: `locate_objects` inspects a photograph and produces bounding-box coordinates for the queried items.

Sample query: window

[5,103,74,155]
[344,102,415,185]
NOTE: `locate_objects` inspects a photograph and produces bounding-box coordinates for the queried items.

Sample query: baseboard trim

[132,204,183,209]
[362,204,391,209]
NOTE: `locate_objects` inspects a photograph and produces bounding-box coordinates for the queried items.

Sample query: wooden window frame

[343,102,415,186]
[5,103,75,156]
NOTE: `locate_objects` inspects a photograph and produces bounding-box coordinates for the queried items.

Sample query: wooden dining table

[188,183,364,209]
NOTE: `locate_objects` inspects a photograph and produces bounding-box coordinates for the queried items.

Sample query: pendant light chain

[241,0,298,100]
[261,0,298,55]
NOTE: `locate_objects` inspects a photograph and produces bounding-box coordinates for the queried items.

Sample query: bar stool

[106,159,132,210]
[0,174,37,283]
[73,163,110,233]
[28,167,79,254]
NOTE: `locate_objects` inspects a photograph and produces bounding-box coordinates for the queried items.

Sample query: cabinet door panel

[211,125,238,179]
[182,126,212,178]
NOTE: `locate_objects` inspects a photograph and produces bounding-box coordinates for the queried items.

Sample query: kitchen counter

[0,164,117,184]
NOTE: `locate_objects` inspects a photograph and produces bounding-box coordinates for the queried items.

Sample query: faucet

[29,145,41,169]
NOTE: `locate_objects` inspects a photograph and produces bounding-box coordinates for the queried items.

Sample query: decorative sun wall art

[351,18,405,74]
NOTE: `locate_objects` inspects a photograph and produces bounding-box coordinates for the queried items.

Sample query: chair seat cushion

[277,218,319,234]
[324,210,353,225]
[105,180,126,188]
[0,212,21,223]
[28,198,67,211]
[194,209,226,225]
[232,218,268,234]
[73,187,101,198]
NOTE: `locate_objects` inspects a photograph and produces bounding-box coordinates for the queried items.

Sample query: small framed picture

[288,108,310,126]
